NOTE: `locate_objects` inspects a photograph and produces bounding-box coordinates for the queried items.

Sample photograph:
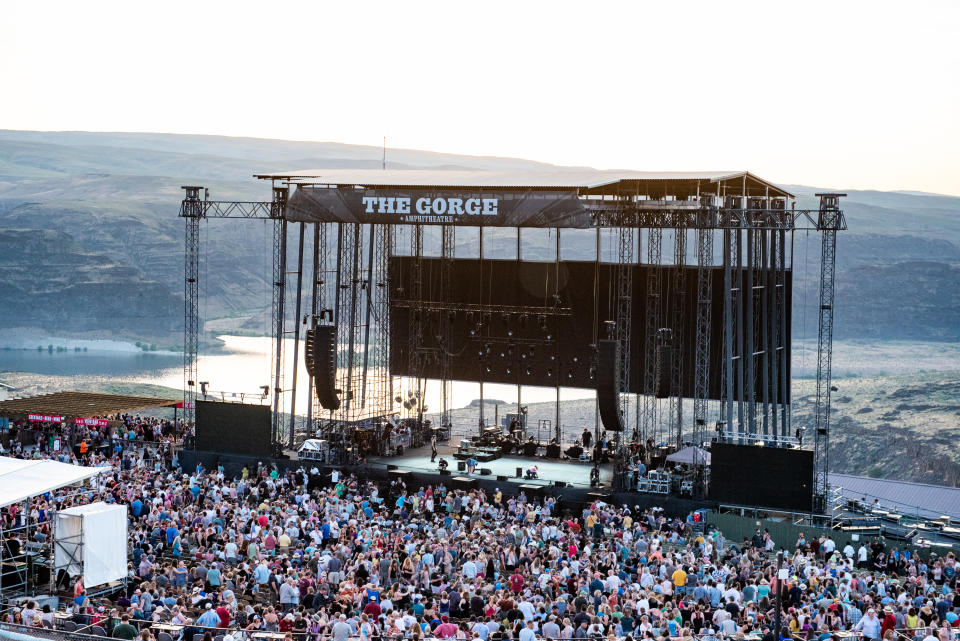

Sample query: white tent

[665,445,711,466]
[0,456,105,508]
[298,439,328,461]
[55,502,128,587]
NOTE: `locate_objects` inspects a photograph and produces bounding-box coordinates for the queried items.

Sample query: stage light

[755,440,765,447]
[567,371,574,380]
[500,351,505,359]
[507,329,513,337]
[525,367,532,376]
[572,356,579,363]
[486,365,492,373]
[547,369,553,377]
[505,367,512,375]
[520,352,527,360]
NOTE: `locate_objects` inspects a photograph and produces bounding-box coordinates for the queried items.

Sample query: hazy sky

[2,0,959,195]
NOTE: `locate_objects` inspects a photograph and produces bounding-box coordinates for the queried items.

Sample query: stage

[368,442,615,489]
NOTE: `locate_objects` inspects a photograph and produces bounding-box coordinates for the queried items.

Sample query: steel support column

[180,187,203,428]
[641,228,663,444]
[692,213,714,494]
[670,228,687,449]
[813,193,845,513]
[288,222,305,448]
[270,186,288,447]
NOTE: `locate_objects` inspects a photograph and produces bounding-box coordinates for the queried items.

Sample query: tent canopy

[665,445,712,466]
[0,456,105,508]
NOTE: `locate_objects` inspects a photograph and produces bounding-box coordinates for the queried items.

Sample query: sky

[2,0,959,195]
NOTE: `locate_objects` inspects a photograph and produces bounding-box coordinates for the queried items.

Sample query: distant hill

[0,130,958,346]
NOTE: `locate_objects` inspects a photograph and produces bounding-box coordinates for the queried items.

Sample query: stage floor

[368,444,613,489]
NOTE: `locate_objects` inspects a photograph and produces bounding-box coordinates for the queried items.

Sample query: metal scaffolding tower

[178,187,280,431]
[180,187,203,426]
[692,209,715,495]
[813,193,845,512]
[669,228,687,449]
[440,224,456,429]
[641,228,663,444]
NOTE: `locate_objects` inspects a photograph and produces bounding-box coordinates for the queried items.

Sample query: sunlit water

[1,335,595,417]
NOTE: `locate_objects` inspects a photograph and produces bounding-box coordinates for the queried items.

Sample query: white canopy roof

[665,445,712,466]
[0,456,105,508]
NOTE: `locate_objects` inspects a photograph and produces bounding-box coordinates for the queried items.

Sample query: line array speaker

[655,344,672,398]
[313,324,340,410]
[597,339,623,431]
[304,328,317,377]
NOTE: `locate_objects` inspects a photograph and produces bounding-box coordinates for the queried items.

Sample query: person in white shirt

[518,621,537,641]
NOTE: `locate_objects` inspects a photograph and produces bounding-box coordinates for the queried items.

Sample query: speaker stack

[597,339,624,432]
[305,325,340,410]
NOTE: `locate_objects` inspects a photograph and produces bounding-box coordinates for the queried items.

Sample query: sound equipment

[458,461,466,471]
[545,443,561,459]
[655,344,672,398]
[710,442,813,512]
[496,475,508,482]
[312,325,340,410]
[597,339,624,431]
[304,328,317,376]
[515,467,523,478]
[480,468,492,476]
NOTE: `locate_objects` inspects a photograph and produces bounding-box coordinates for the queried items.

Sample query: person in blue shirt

[130,498,143,518]
[165,524,179,545]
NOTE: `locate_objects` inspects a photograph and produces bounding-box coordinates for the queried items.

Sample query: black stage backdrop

[389,257,791,401]
[710,442,813,512]
[195,400,272,456]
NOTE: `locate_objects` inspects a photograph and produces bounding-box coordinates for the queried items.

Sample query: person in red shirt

[509,571,525,594]
[215,606,230,628]
[435,615,458,638]
[363,600,382,618]
[881,607,896,638]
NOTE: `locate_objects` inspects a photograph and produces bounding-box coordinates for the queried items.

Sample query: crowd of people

[0,422,958,641]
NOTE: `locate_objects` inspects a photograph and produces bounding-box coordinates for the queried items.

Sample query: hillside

[0,130,958,347]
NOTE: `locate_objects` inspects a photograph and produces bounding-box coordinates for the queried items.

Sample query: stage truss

[179,177,844,508]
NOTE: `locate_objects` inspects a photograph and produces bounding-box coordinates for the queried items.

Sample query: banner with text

[74,417,109,428]
[286,186,593,227]
[28,414,62,423]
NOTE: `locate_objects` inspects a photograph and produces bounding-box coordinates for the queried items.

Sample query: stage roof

[255,169,794,199]
[0,391,178,419]
[0,456,105,509]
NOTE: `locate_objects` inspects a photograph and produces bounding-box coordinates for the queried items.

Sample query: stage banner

[74,418,109,428]
[286,186,593,227]
[28,414,62,423]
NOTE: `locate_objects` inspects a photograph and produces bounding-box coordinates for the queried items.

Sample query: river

[0,335,595,416]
